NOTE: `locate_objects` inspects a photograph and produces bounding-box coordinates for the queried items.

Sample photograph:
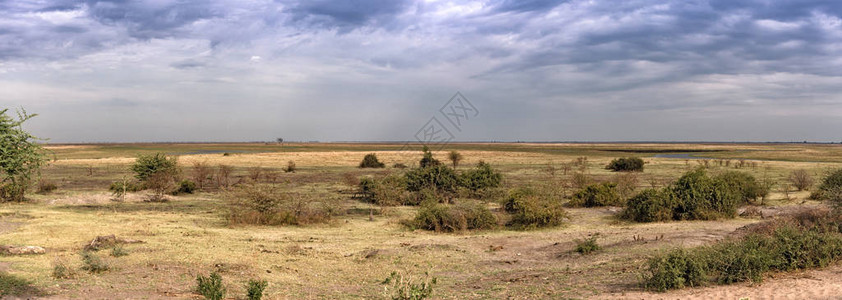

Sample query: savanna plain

[3,142,842,299]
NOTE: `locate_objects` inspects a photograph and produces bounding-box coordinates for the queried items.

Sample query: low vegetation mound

[814,168,842,200]
[622,168,753,222]
[405,201,497,232]
[225,184,337,226]
[503,187,567,229]
[458,161,502,194]
[606,157,644,172]
[643,209,842,292]
[359,153,385,168]
[569,182,622,207]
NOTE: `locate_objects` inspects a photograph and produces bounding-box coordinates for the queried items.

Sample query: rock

[0,245,46,255]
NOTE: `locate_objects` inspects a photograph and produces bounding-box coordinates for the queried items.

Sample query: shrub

[110,245,128,257]
[109,180,143,198]
[569,182,623,207]
[36,180,57,194]
[225,184,336,226]
[0,108,48,202]
[815,168,842,200]
[643,220,842,292]
[459,161,502,193]
[504,188,566,229]
[419,146,441,168]
[80,251,110,273]
[52,260,73,279]
[359,153,386,168]
[359,175,412,206]
[196,272,226,300]
[407,201,497,232]
[714,171,761,205]
[447,151,463,168]
[191,162,215,190]
[405,165,459,195]
[393,163,407,169]
[622,168,742,222]
[246,279,268,300]
[574,235,601,255]
[215,165,233,188]
[671,168,739,220]
[621,189,675,222]
[384,271,437,300]
[175,180,197,195]
[284,160,296,173]
[789,169,814,191]
[643,249,707,292]
[606,157,644,172]
[145,171,176,202]
[131,153,178,181]
[571,172,591,189]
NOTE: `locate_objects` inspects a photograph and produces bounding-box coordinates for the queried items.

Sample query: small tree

[419,146,441,168]
[447,151,463,168]
[359,153,385,168]
[0,108,48,202]
[131,153,178,182]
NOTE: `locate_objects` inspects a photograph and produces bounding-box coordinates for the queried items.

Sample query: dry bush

[264,171,280,184]
[145,171,176,202]
[342,172,359,188]
[571,172,591,189]
[789,169,814,191]
[248,167,264,182]
[36,179,58,194]
[191,162,214,190]
[614,172,639,199]
[284,161,296,173]
[225,184,337,226]
[215,165,233,188]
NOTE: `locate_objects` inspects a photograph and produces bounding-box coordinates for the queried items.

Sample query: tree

[419,146,441,168]
[447,151,463,168]
[131,153,179,201]
[0,108,48,202]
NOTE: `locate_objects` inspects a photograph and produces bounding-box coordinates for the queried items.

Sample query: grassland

[1,142,841,299]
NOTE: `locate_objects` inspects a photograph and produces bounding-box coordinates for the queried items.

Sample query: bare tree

[789,169,814,191]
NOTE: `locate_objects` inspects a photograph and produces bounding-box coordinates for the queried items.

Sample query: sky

[2,0,842,143]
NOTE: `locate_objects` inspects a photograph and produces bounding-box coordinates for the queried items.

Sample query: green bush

[109,180,144,194]
[643,221,842,292]
[815,168,842,200]
[196,272,226,300]
[246,279,268,300]
[569,182,623,207]
[504,188,566,229]
[622,168,742,222]
[175,180,197,195]
[419,146,441,168]
[360,175,412,206]
[574,235,601,255]
[110,245,128,257]
[459,161,502,193]
[405,165,459,195]
[714,171,761,205]
[384,271,437,300]
[80,251,110,273]
[131,153,178,181]
[643,249,707,292]
[0,108,48,202]
[407,201,497,232]
[359,153,386,168]
[621,189,675,222]
[606,157,644,172]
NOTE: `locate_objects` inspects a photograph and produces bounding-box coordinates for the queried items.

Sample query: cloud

[1,0,842,142]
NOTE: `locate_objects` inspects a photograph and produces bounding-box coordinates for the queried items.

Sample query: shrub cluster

[622,168,758,222]
[814,168,842,200]
[569,182,623,207]
[458,161,503,193]
[359,153,385,168]
[358,175,413,206]
[406,201,497,232]
[503,187,567,229]
[606,157,644,172]
[644,222,842,291]
[225,184,337,226]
